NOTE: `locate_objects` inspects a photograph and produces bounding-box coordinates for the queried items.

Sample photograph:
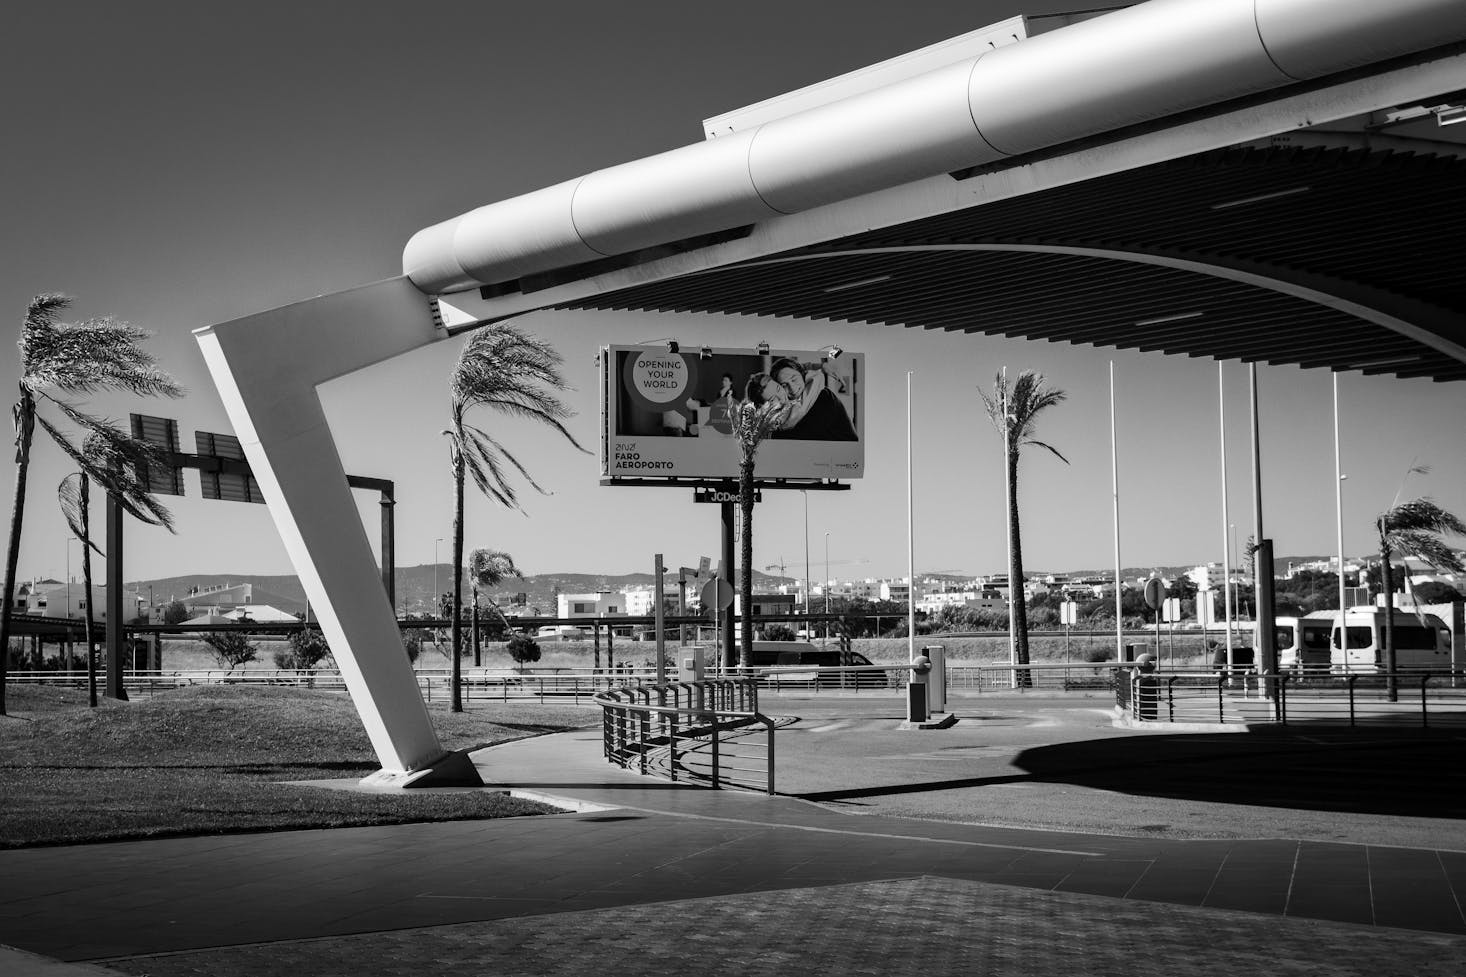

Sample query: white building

[26,581,144,622]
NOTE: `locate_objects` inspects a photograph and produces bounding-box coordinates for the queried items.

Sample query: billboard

[601,345,864,480]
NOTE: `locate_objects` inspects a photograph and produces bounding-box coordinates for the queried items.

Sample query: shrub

[507,634,541,671]
[202,630,257,673]
[763,624,796,642]
[272,628,332,671]
[161,601,191,625]
[401,629,422,663]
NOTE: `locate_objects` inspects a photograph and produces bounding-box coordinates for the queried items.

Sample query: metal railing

[1125,669,1466,727]
[595,678,775,794]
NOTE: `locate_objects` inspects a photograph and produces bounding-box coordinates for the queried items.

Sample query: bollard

[907,655,932,723]
[1132,653,1158,720]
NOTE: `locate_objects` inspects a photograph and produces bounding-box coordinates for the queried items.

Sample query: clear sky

[3,0,1463,592]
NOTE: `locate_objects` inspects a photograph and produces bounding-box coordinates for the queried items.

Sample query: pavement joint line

[560,802,1105,857]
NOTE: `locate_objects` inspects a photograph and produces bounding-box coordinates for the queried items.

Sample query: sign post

[1060,600,1078,665]
[1143,573,1167,663]
[1162,596,1181,666]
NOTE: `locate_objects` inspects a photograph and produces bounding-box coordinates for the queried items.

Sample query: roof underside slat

[554,146,1466,382]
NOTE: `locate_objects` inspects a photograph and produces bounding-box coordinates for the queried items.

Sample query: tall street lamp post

[823,532,830,647]
[433,537,444,648]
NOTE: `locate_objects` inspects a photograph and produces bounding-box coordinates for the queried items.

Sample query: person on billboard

[745,362,856,441]
[769,357,856,441]
[708,373,739,435]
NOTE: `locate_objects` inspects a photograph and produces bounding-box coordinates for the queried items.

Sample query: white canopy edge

[403,0,1466,295]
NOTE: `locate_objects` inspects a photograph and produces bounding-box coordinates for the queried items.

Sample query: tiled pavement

[3,728,1466,975]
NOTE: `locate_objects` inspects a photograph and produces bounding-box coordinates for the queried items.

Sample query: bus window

[1300,626,1332,651]
[1394,626,1436,650]
[1335,626,1371,649]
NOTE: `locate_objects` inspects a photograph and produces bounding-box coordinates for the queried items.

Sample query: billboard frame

[599,344,865,484]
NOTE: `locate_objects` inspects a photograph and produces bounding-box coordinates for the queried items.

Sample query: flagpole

[1110,361,1122,662]
[906,371,916,665]
[1220,362,1234,669]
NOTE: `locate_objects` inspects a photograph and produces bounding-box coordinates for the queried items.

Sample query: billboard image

[601,345,865,481]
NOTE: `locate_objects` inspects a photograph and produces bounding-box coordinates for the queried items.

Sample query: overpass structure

[196,0,1466,783]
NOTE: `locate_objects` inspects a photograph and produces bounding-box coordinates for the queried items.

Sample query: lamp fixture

[822,345,844,361]
[699,346,712,360]
[666,340,679,354]
[1435,104,1466,126]
[756,341,770,355]
[1209,186,1310,210]
[823,273,893,293]
[1346,354,1421,369]
[1134,311,1204,327]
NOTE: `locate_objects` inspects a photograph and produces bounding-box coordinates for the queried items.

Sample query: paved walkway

[3,716,1466,975]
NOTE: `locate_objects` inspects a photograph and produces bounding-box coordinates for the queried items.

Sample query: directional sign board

[1060,600,1078,626]
[1162,596,1182,623]
[128,414,185,496]
[196,431,265,504]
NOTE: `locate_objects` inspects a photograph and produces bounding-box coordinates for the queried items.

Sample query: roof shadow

[1009,728,1466,819]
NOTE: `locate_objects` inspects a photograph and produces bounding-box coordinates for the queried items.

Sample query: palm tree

[468,547,520,666]
[445,323,585,712]
[2,295,180,715]
[729,398,788,669]
[979,370,1068,687]
[1374,496,1465,701]
[58,471,101,706]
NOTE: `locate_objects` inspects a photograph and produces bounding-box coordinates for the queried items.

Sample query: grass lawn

[0,684,599,849]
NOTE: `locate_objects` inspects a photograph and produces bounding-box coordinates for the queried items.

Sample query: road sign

[697,556,711,576]
[700,577,734,610]
[1060,601,1078,626]
[1162,596,1181,623]
[1143,575,1167,610]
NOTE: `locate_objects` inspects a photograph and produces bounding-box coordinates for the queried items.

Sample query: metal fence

[1125,669,1466,727]
[595,678,775,793]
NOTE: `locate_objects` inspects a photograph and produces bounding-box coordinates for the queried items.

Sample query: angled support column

[195,278,477,785]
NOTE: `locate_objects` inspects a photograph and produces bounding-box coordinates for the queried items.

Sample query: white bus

[1328,607,1451,673]
[1270,614,1334,673]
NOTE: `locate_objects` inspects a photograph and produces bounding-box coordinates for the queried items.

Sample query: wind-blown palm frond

[1379,497,1466,549]
[979,370,1070,462]
[450,324,587,512]
[469,549,520,590]
[1374,493,1465,699]
[21,306,183,399]
[37,415,175,530]
[57,474,104,556]
[729,400,787,450]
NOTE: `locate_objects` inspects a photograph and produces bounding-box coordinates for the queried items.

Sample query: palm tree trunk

[739,462,755,670]
[81,473,98,708]
[0,391,36,716]
[1379,527,1397,702]
[471,591,481,667]
[1008,444,1032,687]
[451,451,464,713]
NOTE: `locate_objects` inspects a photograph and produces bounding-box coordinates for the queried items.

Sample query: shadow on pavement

[801,728,1466,819]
